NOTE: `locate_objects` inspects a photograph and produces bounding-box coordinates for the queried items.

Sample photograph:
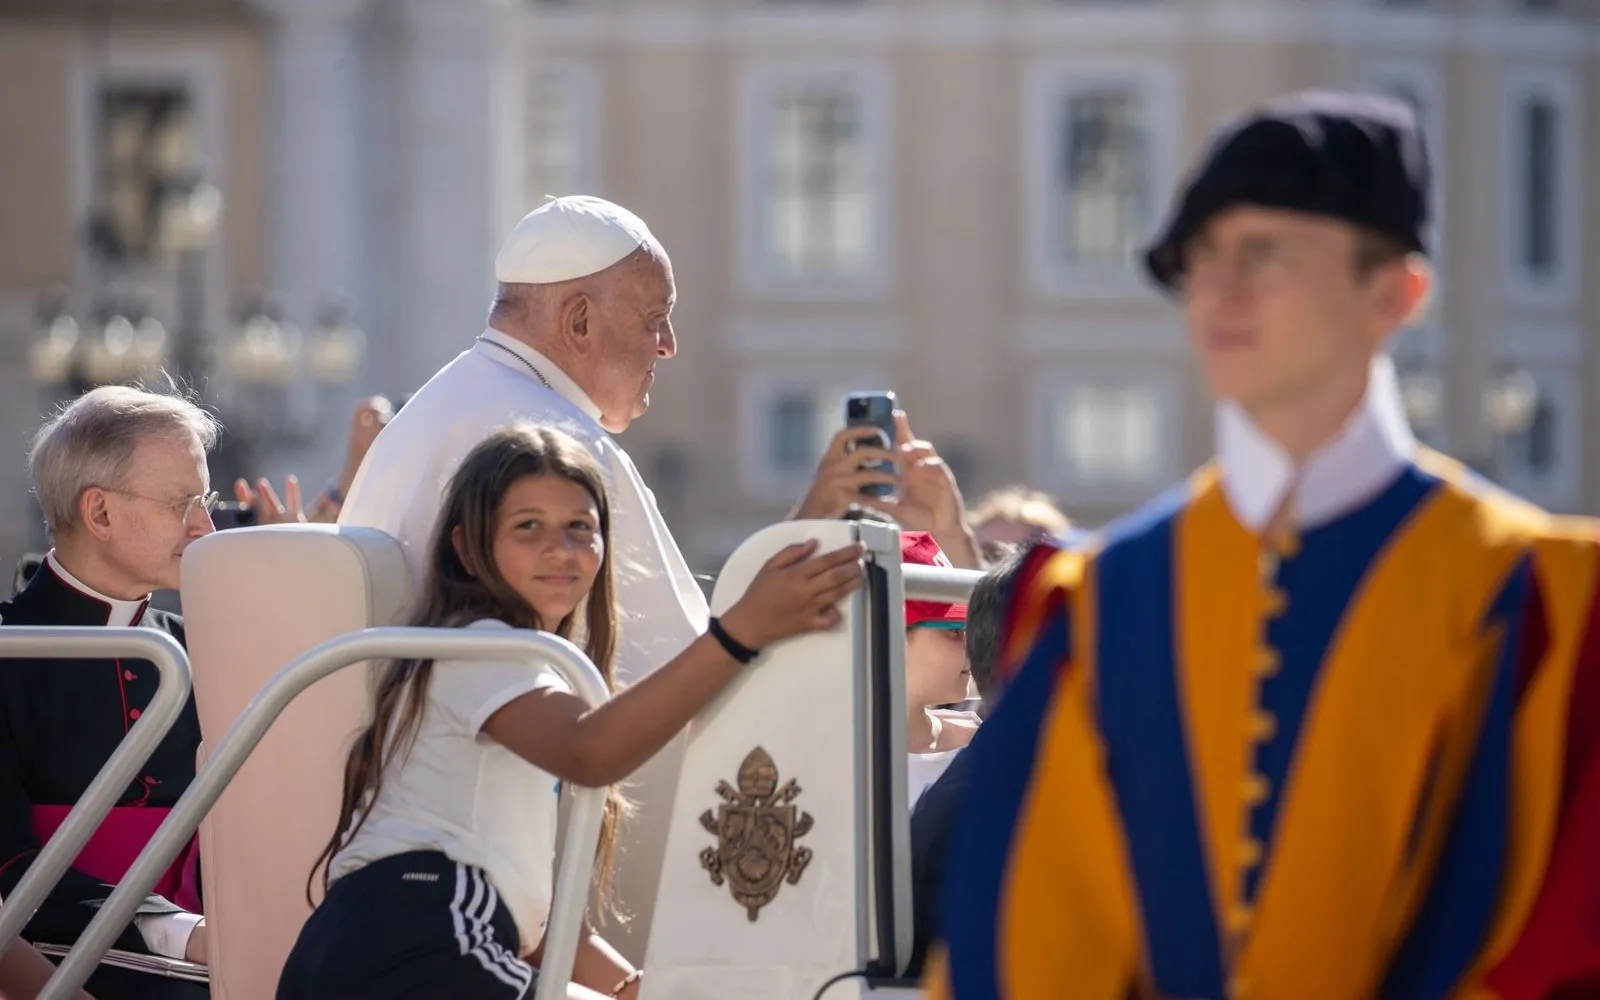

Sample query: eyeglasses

[103,489,221,520]
[1179,235,1336,295]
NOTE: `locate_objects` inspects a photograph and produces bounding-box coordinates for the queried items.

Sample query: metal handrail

[0,628,192,955]
[902,564,982,603]
[41,626,611,1000]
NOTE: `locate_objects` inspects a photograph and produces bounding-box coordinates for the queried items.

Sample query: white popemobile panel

[27,520,977,1000]
[641,520,920,1000]
[180,525,414,1000]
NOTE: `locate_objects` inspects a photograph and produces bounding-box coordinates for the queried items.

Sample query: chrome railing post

[901,563,984,604]
[39,627,608,1000]
[0,629,191,954]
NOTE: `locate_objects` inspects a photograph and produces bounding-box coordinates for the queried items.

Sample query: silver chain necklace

[476,335,552,389]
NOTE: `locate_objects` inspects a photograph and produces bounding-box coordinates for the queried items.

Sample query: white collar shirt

[1215,355,1418,533]
[44,551,148,627]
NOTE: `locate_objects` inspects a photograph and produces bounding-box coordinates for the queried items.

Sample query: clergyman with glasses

[0,384,218,999]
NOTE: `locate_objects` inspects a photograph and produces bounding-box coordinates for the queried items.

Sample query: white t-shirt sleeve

[430,621,574,737]
[133,911,204,960]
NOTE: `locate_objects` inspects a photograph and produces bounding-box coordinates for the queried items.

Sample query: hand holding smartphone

[843,391,898,499]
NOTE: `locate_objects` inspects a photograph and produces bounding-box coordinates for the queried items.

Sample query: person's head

[313,423,632,915]
[964,549,1029,718]
[900,532,970,709]
[29,383,221,597]
[430,424,613,640]
[1144,91,1433,419]
[489,196,677,435]
[1180,209,1429,418]
[969,487,1071,558]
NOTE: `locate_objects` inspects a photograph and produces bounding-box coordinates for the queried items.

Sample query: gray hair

[30,383,222,536]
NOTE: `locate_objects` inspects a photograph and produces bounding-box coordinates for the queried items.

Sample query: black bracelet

[707,617,759,664]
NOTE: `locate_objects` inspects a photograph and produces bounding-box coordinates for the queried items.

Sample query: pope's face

[589,249,677,434]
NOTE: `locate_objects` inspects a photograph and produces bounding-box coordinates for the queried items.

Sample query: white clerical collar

[1216,355,1417,533]
[45,551,148,627]
[475,328,605,425]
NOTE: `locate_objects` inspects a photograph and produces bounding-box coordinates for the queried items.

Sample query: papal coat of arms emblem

[698,746,814,921]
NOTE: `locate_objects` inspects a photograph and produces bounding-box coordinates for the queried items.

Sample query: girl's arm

[530,927,640,999]
[0,940,94,1000]
[483,540,863,788]
[572,930,637,998]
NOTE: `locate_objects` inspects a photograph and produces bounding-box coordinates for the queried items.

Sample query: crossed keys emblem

[698,746,814,921]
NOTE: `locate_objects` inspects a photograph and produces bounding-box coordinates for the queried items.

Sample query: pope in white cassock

[337,196,707,956]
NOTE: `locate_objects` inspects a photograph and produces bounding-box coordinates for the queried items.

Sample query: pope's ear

[563,294,593,356]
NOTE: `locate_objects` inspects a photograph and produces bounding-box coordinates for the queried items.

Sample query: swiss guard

[929,91,1600,999]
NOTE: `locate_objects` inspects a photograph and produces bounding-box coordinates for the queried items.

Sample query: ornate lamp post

[29,290,171,395]
[163,177,224,384]
[1397,360,1540,478]
[1483,368,1540,444]
[307,296,367,385]
[28,288,83,391]
[29,171,367,485]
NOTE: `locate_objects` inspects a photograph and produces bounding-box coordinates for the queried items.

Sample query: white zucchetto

[493,195,658,285]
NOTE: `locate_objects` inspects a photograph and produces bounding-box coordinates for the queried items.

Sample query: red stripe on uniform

[1482,542,1600,998]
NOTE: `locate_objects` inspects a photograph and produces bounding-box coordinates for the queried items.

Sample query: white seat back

[640,520,913,999]
[180,525,413,1000]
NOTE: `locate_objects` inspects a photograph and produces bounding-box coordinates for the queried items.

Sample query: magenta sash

[30,805,203,915]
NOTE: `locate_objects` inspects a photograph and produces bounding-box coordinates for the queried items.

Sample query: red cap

[901,531,967,629]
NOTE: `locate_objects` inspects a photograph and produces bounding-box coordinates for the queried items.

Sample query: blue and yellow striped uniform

[929,451,1600,1000]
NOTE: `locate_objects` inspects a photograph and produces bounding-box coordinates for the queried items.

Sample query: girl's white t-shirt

[906,709,982,806]
[907,749,962,807]
[330,619,571,949]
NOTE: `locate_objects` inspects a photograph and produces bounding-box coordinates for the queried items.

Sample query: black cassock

[0,561,207,1000]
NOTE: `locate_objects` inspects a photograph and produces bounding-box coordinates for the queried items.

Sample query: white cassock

[338,326,707,959]
[338,326,709,684]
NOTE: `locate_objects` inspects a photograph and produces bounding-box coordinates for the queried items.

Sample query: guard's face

[590,250,677,434]
[1180,206,1395,416]
[491,473,603,627]
[97,430,216,593]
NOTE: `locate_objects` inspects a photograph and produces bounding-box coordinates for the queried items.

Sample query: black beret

[1143,89,1432,291]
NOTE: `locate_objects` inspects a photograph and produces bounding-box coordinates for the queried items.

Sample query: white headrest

[179,525,413,1000]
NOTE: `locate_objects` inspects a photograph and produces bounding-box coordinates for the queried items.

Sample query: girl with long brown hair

[277,424,863,1000]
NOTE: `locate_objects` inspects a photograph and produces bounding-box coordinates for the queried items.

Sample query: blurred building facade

[0,0,1596,572]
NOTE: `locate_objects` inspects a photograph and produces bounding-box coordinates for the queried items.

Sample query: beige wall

[528,0,1597,569]
[0,14,270,304]
[0,10,269,563]
[0,22,80,294]
[1,0,1595,575]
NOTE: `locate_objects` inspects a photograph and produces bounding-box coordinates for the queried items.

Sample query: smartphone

[843,390,898,499]
[210,501,258,531]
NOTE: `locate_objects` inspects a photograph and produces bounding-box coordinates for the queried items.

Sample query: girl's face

[906,625,971,707]
[491,473,604,626]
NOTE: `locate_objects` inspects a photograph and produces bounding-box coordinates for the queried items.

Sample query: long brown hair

[308,423,631,919]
